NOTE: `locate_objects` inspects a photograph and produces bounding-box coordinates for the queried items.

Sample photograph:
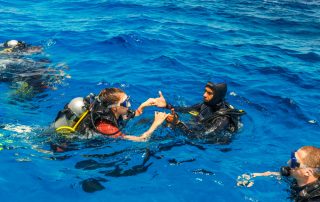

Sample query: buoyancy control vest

[200,102,245,133]
[54,93,134,136]
[80,99,122,136]
[172,101,245,135]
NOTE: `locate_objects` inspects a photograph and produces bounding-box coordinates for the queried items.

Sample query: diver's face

[287,149,309,179]
[203,87,214,102]
[116,93,130,116]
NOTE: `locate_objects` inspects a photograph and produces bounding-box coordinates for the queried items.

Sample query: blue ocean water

[0,0,319,201]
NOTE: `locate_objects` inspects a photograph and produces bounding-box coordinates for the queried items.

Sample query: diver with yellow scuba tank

[53,87,169,142]
[153,81,245,142]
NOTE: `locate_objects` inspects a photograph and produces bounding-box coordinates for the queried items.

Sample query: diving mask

[280,150,301,177]
[289,150,300,169]
[107,95,131,108]
[119,95,131,108]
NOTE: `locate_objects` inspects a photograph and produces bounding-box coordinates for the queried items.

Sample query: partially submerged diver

[0,56,68,97]
[53,88,168,142]
[0,40,69,98]
[153,81,245,143]
[237,146,320,202]
[0,40,42,55]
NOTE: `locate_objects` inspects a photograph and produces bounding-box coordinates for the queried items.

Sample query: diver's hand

[236,173,255,187]
[152,111,169,127]
[166,109,179,125]
[129,111,168,142]
[166,114,175,123]
[154,91,167,108]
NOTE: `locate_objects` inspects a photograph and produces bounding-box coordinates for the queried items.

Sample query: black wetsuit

[167,100,243,143]
[290,179,320,202]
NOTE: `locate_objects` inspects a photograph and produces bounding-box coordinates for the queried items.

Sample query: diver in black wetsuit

[282,146,320,202]
[237,146,320,202]
[0,40,68,98]
[154,81,245,142]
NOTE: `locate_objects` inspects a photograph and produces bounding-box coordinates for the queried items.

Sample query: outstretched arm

[123,111,169,142]
[252,171,280,177]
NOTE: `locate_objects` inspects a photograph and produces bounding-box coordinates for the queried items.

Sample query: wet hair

[98,88,124,107]
[299,146,320,177]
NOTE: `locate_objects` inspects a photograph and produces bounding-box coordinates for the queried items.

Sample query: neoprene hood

[205,81,227,106]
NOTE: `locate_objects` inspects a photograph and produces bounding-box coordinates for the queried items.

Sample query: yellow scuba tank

[54,97,88,134]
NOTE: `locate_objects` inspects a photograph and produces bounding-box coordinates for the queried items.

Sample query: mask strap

[107,95,128,108]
